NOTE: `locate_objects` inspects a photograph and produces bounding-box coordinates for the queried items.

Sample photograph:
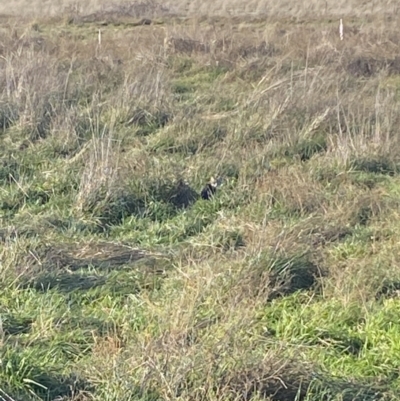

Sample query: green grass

[2,9,400,401]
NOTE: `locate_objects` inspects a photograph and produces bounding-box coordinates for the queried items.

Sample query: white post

[339,19,344,41]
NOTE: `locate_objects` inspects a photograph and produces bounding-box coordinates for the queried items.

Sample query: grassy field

[1,0,400,17]
[2,2,400,400]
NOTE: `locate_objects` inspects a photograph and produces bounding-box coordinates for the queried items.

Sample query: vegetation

[2,2,400,400]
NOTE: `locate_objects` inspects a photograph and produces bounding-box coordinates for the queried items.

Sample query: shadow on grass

[244,252,322,300]
[21,271,107,293]
[21,267,162,296]
[307,374,391,401]
[2,315,33,335]
[280,135,327,162]
[351,156,398,176]
[174,359,391,401]
[310,225,352,247]
[310,330,366,356]
[25,242,154,272]
[270,255,320,298]
[268,254,321,299]
[376,280,400,300]
[218,365,390,401]
[127,107,171,137]
[347,55,400,78]
[0,157,21,184]
[58,315,115,337]
[80,177,203,230]
[2,373,92,401]
[2,344,94,400]
[31,373,92,401]
[20,242,169,294]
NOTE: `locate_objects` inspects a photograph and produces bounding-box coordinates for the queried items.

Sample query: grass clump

[281,134,328,162]
[127,107,171,137]
[0,345,92,400]
[246,251,320,300]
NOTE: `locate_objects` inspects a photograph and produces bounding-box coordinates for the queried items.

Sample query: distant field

[2,1,400,401]
[1,0,400,17]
